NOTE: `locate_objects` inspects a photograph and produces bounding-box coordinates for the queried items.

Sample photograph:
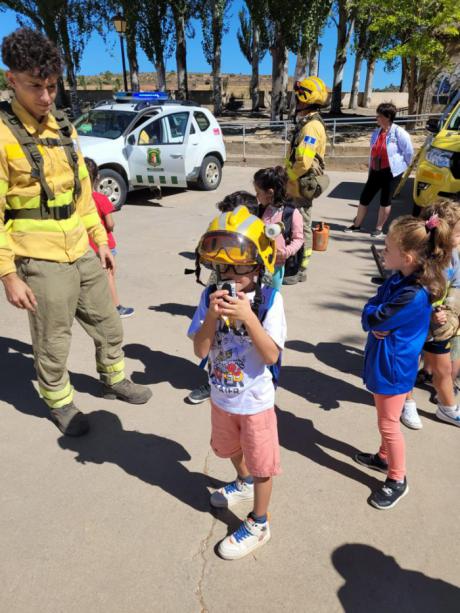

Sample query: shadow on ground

[57,409,240,530]
[332,543,460,613]
[124,343,206,390]
[279,364,371,411]
[148,303,195,319]
[285,340,364,377]
[276,406,378,490]
[0,336,101,419]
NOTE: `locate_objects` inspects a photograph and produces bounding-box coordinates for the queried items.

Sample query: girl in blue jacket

[356,214,451,509]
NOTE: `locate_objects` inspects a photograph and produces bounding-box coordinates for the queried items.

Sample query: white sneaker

[210,479,254,508]
[401,400,423,430]
[218,516,271,560]
[436,405,460,427]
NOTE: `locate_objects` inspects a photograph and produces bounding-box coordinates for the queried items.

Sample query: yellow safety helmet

[197,206,276,274]
[294,76,328,106]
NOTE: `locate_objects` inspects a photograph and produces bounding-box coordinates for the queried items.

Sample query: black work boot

[102,379,152,404]
[50,402,90,436]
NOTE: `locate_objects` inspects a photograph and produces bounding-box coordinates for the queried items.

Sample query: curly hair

[216,190,259,215]
[2,28,62,78]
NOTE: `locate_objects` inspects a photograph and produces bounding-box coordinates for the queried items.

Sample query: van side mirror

[127,134,136,145]
[425,117,440,134]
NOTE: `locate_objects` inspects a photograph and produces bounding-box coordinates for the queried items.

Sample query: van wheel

[97,169,128,210]
[198,156,222,190]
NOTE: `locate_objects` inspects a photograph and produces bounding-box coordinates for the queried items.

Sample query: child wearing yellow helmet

[188,206,287,560]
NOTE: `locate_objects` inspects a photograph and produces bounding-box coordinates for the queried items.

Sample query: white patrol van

[75,92,226,209]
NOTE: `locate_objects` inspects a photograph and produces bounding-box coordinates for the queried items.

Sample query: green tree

[169,0,198,100]
[137,0,173,91]
[370,0,460,114]
[77,74,87,90]
[330,0,357,114]
[200,0,231,115]
[237,1,269,112]
[0,0,108,115]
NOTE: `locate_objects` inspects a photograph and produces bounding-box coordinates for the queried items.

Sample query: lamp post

[113,14,128,92]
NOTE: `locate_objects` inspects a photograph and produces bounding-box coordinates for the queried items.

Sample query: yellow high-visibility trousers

[16,250,124,408]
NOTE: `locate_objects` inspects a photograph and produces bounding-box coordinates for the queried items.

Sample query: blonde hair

[388,215,452,302]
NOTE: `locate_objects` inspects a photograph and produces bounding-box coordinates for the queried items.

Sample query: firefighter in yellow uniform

[284,76,328,284]
[0,28,152,436]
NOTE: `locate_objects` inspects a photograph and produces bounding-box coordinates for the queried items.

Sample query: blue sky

[0,2,401,90]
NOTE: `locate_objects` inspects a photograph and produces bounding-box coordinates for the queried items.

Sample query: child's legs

[430,351,455,406]
[449,337,460,385]
[374,393,407,481]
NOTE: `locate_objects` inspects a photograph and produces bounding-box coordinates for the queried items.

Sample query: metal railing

[218,113,441,159]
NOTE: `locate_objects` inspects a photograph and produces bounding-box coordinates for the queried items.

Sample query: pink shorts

[210,401,282,477]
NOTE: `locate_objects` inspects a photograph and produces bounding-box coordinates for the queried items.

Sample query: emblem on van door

[147,148,161,167]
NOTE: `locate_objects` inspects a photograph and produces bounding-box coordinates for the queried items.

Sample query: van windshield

[447,105,460,131]
[75,110,137,139]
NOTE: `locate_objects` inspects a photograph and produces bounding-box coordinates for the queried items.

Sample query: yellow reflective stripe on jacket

[10,213,82,234]
[78,163,89,180]
[39,381,74,409]
[5,142,45,160]
[0,179,8,196]
[296,146,316,158]
[7,189,74,210]
[81,211,101,229]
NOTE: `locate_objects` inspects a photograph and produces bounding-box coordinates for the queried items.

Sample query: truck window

[194,111,210,132]
[138,119,165,145]
[165,112,189,144]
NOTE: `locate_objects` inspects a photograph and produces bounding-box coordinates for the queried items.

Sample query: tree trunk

[363,57,376,108]
[57,13,80,117]
[174,9,188,100]
[212,34,222,115]
[250,22,260,112]
[331,3,354,114]
[400,56,408,92]
[270,27,287,121]
[289,49,307,117]
[155,55,167,91]
[126,30,140,92]
[348,50,363,109]
[309,42,319,76]
[407,56,417,115]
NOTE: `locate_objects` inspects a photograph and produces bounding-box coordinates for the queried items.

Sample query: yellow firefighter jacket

[285,112,327,199]
[0,98,107,278]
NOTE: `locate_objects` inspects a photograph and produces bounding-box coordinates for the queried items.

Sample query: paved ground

[1,168,459,613]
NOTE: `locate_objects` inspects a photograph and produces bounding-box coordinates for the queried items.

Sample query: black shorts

[423,339,452,355]
[360,168,402,208]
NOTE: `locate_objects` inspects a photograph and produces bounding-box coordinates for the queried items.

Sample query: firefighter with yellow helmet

[284,76,328,284]
[0,28,152,436]
[188,205,286,560]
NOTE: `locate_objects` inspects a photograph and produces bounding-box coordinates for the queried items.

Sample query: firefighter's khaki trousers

[17,250,124,409]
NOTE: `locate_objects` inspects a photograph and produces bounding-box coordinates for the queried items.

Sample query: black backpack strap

[53,106,82,200]
[281,203,295,244]
[0,101,55,218]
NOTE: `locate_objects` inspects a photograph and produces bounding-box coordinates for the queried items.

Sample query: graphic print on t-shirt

[209,325,249,395]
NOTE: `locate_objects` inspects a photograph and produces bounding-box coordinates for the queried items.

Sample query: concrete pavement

[0,168,459,612]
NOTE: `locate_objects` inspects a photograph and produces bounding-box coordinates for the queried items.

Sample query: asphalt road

[1,168,459,612]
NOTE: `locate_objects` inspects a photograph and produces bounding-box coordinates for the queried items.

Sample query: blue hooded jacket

[362,273,431,394]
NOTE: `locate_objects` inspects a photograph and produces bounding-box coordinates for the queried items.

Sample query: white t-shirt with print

[188,288,287,415]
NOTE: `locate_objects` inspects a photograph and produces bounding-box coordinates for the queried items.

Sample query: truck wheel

[97,169,128,210]
[198,156,222,191]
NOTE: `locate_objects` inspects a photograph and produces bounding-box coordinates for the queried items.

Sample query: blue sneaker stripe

[233,522,252,543]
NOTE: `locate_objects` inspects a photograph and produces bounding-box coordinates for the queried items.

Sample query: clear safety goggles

[199,231,259,265]
[294,81,312,97]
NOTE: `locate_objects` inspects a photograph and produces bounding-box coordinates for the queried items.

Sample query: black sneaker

[415,368,433,387]
[344,224,361,233]
[187,383,210,404]
[369,477,409,510]
[355,452,388,473]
